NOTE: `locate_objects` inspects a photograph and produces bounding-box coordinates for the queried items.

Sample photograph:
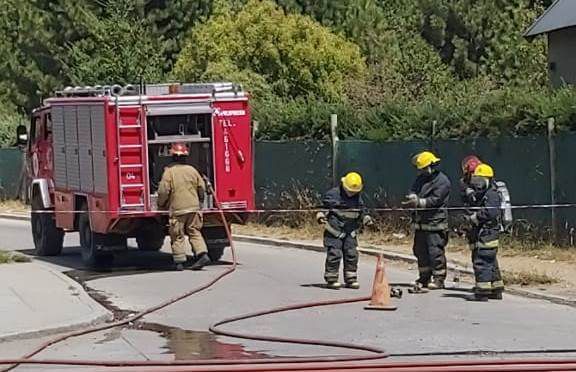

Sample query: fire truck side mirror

[16,125,28,146]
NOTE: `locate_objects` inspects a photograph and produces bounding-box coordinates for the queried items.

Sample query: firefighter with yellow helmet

[316,172,373,289]
[158,143,210,271]
[404,151,451,291]
[461,163,504,301]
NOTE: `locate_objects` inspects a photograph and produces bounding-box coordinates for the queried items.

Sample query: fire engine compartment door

[212,100,253,210]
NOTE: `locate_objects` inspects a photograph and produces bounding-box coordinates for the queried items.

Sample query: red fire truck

[17,83,254,266]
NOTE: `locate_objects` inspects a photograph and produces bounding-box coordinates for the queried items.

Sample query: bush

[253,86,576,141]
[0,104,25,148]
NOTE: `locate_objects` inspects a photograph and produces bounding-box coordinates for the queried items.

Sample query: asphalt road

[2,218,576,371]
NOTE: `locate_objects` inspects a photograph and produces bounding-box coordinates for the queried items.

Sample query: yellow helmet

[412,151,441,170]
[341,172,363,193]
[474,163,494,178]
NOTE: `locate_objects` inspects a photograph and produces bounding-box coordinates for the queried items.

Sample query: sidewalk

[0,262,112,341]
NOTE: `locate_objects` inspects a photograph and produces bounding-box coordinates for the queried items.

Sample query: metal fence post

[547,117,558,243]
[330,114,339,187]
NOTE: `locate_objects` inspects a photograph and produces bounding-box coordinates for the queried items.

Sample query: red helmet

[170,142,189,156]
[461,155,481,174]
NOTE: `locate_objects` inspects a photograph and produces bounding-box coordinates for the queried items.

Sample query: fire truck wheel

[208,246,226,262]
[136,225,166,251]
[31,208,64,256]
[78,211,114,267]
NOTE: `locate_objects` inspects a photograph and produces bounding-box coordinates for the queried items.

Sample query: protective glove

[464,187,476,203]
[363,215,374,227]
[316,211,327,225]
[402,193,419,208]
[460,213,479,225]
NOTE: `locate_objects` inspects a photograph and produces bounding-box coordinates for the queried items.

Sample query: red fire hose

[0,194,389,371]
[3,192,576,370]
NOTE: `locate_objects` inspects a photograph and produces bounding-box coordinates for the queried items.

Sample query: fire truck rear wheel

[31,197,64,257]
[78,211,114,267]
[136,225,166,251]
[208,246,226,262]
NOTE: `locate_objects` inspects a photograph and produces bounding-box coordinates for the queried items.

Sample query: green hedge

[252,86,576,141]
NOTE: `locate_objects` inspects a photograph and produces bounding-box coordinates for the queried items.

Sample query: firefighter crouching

[404,151,451,290]
[317,172,374,290]
[158,143,211,271]
[461,163,504,301]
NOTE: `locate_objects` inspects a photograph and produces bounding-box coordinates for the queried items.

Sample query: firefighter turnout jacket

[320,186,368,238]
[157,163,206,216]
[410,170,451,231]
[467,185,501,249]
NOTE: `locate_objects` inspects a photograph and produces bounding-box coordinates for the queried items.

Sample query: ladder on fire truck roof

[55,82,243,98]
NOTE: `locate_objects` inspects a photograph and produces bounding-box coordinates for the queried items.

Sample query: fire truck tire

[78,211,114,267]
[31,199,64,257]
[136,226,166,251]
[208,246,226,262]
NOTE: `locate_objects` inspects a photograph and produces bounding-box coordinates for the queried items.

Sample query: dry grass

[0,250,30,264]
[502,270,559,286]
[0,199,28,212]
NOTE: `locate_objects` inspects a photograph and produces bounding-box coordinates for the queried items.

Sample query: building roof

[525,0,576,37]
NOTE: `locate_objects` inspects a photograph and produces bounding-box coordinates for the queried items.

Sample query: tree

[64,1,164,85]
[172,0,366,101]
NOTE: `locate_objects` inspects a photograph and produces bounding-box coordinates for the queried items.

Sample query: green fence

[255,135,576,239]
[255,141,332,209]
[0,148,23,200]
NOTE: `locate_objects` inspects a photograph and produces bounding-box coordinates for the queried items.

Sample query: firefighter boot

[428,279,445,290]
[190,253,211,271]
[326,281,342,290]
[174,263,185,271]
[346,281,360,289]
[488,289,503,300]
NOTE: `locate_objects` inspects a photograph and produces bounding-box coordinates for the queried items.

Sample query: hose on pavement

[0,193,388,370]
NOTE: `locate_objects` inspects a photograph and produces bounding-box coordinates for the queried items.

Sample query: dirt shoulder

[234,223,576,300]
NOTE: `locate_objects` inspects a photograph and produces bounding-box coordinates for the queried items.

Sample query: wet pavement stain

[129,322,274,360]
[63,263,273,361]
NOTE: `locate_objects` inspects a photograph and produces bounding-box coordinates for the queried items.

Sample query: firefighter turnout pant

[324,232,359,284]
[169,212,208,264]
[413,230,448,284]
[471,246,504,294]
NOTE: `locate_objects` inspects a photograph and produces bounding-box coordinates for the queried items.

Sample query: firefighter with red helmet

[460,155,482,204]
[158,143,210,271]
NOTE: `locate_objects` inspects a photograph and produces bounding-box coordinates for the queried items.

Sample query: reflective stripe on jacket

[410,170,451,231]
[468,186,501,249]
[322,186,366,237]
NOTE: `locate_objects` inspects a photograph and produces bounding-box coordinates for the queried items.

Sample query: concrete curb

[0,263,113,342]
[234,234,576,308]
[0,212,30,222]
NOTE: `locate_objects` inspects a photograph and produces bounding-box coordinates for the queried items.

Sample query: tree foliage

[0,0,566,145]
[172,0,366,101]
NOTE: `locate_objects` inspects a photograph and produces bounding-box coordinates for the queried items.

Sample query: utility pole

[547,117,558,243]
[330,114,339,187]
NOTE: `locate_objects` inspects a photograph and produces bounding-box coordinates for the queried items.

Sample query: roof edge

[524,0,562,37]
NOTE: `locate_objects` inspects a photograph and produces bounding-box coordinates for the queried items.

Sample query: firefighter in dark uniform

[158,143,210,271]
[460,155,482,204]
[316,172,373,290]
[462,164,504,301]
[404,151,451,290]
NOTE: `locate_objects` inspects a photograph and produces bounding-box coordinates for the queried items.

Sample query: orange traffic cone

[365,254,397,311]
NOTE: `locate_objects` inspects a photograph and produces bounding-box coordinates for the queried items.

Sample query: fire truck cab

[18,83,254,267]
